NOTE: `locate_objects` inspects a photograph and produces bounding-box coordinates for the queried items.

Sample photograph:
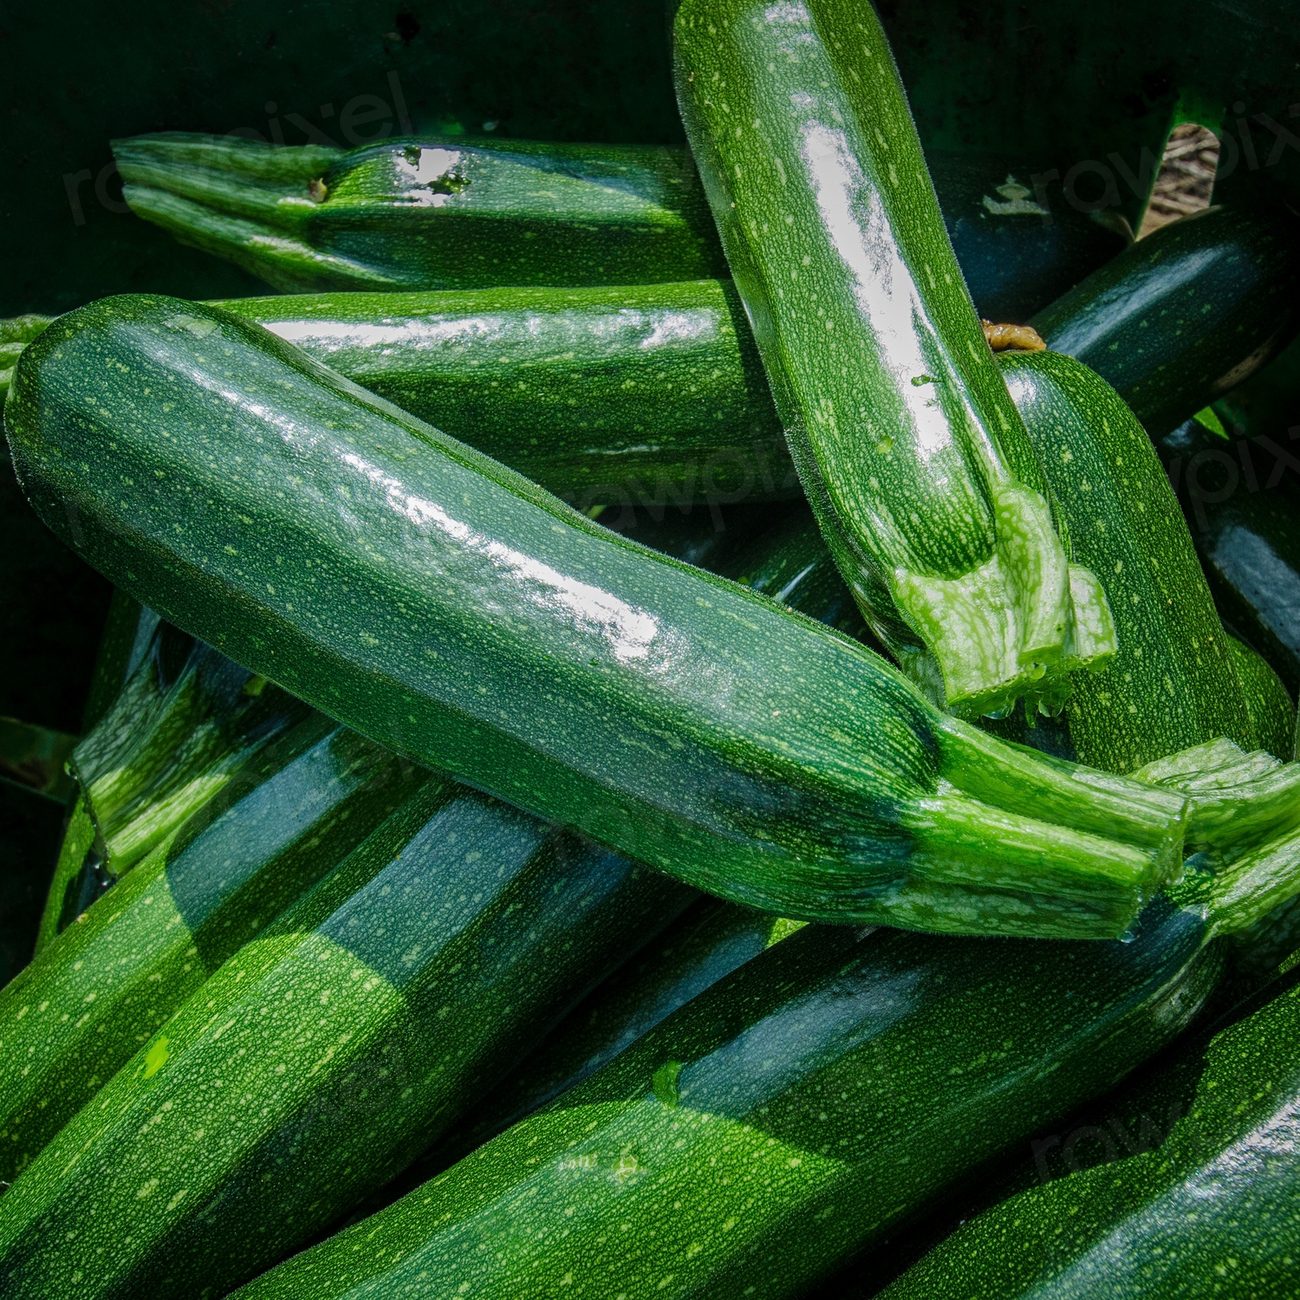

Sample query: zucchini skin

[114,132,727,292]
[1001,351,1293,770]
[0,782,690,1298]
[673,0,1107,715]
[1160,420,1300,696]
[232,901,1222,1300]
[0,208,1290,512]
[218,280,798,509]
[1030,203,1300,437]
[110,132,1122,314]
[0,715,422,1182]
[5,294,1190,938]
[877,972,1300,1299]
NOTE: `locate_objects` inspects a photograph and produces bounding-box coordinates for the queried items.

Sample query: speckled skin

[231,900,1222,1300]
[879,973,1300,1299]
[0,780,691,1298]
[5,295,1189,936]
[672,0,1109,714]
[113,132,727,293]
[1001,350,1293,771]
[217,281,797,510]
[1030,204,1300,438]
[0,716,421,1182]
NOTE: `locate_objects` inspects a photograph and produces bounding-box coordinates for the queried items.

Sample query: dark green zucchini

[7,293,1212,939]
[1030,202,1300,436]
[113,132,727,292]
[0,206,1291,514]
[0,778,692,1298]
[111,131,1123,314]
[0,714,423,1182]
[676,0,1117,715]
[877,961,1300,1299]
[234,813,1300,1300]
[1159,419,1300,696]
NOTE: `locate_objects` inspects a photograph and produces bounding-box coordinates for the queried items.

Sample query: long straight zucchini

[5,293,1212,939]
[0,714,422,1181]
[877,967,1300,1298]
[0,780,692,1297]
[1,206,1292,511]
[113,132,727,291]
[232,793,1300,1300]
[111,132,1123,314]
[673,0,1112,714]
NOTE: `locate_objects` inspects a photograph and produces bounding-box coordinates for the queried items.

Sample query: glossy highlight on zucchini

[673,0,1113,715]
[5,293,1202,939]
[0,715,422,1181]
[878,963,1300,1299]
[0,778,691,1298]
[113,131,727,292]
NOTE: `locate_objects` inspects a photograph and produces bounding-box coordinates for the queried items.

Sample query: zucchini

[1001,350,1293,770]
[0,714,423,1182]
[1160,419,1300,696]
[69,630,307,878]
[111,132,1123,314]
[877,965,1300,1299]
[1030,203,1300,436]
[0,207,1290,513]
[234,761,1300,1300]
[113,132,726,292]
[6,293,1206,939]
[673,0,1111,715]
[0,779,692,1298]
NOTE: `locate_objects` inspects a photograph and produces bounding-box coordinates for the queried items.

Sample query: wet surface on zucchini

[231,902,1220,1300]
[5,294,1187,935]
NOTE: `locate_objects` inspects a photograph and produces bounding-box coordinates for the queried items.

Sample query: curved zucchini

[1001,350,1293,769]
[233,900,1225,1300]
[1031,203,1300,437]
[673,0,1111,715]
[877,967,1300,1299]
[113,132,726,292]
[0,781,691,1298]
[5,294,1201,939]
[0,715,423,1182]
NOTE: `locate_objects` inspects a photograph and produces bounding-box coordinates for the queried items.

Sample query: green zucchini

[877,966,1300,1299]
[233,763,1300,1300]
[69,630,307,878]
[0,206,1291,513]
[113,132,727,292]
[673,0,1112,715]
[0,779,692,1297]
[1001,349,1293,770]
[0,714,423,1182]
[6,293,1210,939]
[1030,203,1300,436]
[111,130,1123,313]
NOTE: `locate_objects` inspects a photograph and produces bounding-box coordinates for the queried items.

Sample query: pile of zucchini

[2,0,1299,1295]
